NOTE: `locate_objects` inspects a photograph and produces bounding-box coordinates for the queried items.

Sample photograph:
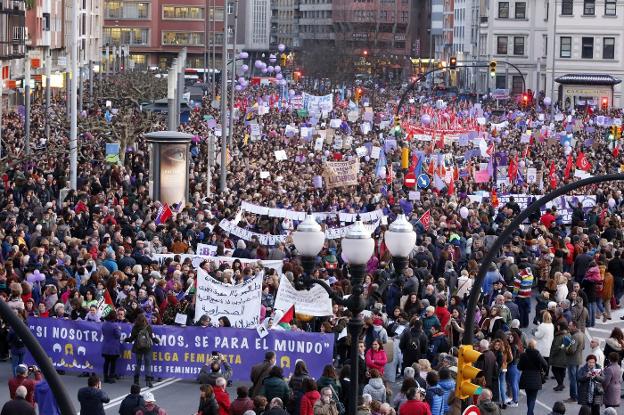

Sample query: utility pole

[212,0,216,96]
[24,53,31,154]
[550,0,558,120]
[45,48,51,140]
[168,61,177,131]
[177,48,186,129]
[204,0,209,83]
[69,0,79,190]
[219,3,229,193]
[207,133,213,196]
[89,60,93,107]
[0,59,3,159]
[228,0,239,147]
[78,66,83,112]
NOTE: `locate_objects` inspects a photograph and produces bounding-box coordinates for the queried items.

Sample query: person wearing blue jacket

[77,375,110,415]
[425,371,446,415]
[437,368,456,415]
[34,379,60,415]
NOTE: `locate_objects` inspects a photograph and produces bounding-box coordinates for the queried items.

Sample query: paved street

[0,305,621,414]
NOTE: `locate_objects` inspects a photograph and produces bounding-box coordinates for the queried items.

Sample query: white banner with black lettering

[273,275,333,317]
[195,269,262,328]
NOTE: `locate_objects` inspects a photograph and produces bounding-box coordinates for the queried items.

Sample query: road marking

[77,378,180,414]
[519,391,552,410]
[586,327,611,334]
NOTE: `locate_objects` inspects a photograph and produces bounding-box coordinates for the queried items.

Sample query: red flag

[549,161,557,189]
[418,210,431,231]
[447,177,455,195]
[409,153,418,173]
[491,188,499,208]
[277,305,294,328]
[439,162,447,177]
[386,164,393,185]
[486,143,495,157]
[453,165,459,181]
[576,151,592,171]
[564,155,573,179]
[613,145,620,158]
[155,203,173,225]
[427,160,435,176]
[104,289,114,306]
[508,156,518,183]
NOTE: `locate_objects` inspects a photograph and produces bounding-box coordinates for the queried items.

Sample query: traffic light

[522,93,529,107]
[618,126,622,139]
[281,53,287,66]
[456,344,483,399]
[449,56,457,69]
[489,60,497,78]
[293,70,302,81]
[362,50,369,57]
[394,115,401,126]
[602,97,609,110]
[611,126,617,138]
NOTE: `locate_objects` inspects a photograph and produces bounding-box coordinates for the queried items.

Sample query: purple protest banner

[26,318,334,380]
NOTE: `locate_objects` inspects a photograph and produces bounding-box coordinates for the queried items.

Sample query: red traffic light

[362,50,368,56]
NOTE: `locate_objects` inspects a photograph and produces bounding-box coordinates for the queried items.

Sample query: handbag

[329,384,345,415]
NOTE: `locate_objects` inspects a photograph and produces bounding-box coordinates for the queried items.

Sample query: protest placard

[273,275,333,317]
[274,150,288,161]
[195,269,262,327]
[323,159,360,188]
[196,243,217,256]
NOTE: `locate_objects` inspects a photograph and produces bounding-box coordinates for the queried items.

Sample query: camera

[211,351,220,361]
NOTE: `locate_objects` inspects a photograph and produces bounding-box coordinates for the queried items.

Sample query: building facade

[270,0,299,49]
[26,0,64,71]
[1,0,26,81]
[65,0,104,68]
[298,0,333,47]
[545,0,624,107]
[477,0,547,95]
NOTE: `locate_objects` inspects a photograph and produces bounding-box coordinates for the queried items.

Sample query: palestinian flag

[277,305,295,330]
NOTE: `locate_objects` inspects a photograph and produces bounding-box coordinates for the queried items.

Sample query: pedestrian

[265,398,288,415]
[533,310,555,378]
[259,366,291,406]
[476,388,501,415]
[365,339,388,375]
[77,375,110,415]
[363,368,386,403]
[398,387,430,415]
[604,327,624,365]
[197,353,233,385]
[197,384,219,415]
[424,371,445,415]
[550,321,570,392]
[119,384,145,415]
[313,387,339,415]
[566,320,585,402]
[102,310,122,383]
[300,378,320,415]
[602,352,622,408]
[476,339,499,403]
[135,392,167,415]
[214,377,231,415]
[548,401,566,415]
[34,379,61,415]
[250,351,276,397]
[8,363,41,406]
[577,355,604,415]
[7,315,26,377]
[1,385,36,415]
[518,339,549,415]
[288,360,311,415]
[124,313,160,387]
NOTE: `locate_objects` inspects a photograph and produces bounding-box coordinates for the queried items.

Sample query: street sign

[462,405,481,415]
[417,174,430,189]
[404,172,416,188]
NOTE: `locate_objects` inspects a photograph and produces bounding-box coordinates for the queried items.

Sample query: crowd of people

[0,71,623,415]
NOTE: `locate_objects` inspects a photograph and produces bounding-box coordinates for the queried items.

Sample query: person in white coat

[554,273,569,304]
[532,311,554,374]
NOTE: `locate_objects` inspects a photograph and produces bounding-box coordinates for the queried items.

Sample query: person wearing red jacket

[435,298,451,332]
[399,387,431,415]
[299,378,320,415]
[214,378,231,415]
[8,364,42,407]
[365,340,388,375]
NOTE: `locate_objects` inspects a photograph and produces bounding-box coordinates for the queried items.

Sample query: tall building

[298,0,333,47]
[545,0,624,107]
[442,0,455,61]
[332,0,414,79]
[26,0,64,70]
[270,0,300,49]
[241,0,272,52]
[477,0,547,95]
[65,0,104,68]
[0,0,26,81]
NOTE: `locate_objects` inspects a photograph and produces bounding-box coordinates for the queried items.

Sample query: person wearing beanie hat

[548,401,566,415]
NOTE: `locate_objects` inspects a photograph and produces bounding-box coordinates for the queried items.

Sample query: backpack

[136,327,153,351]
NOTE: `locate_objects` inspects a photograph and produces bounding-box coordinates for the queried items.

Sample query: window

[605,0,617,15]
[227,1,234,14]
[512,76,524,94]
[104,1,149,19]
[497,36,508,54]
[582,37,594,58]
[603,37,615,59]
[208,7,225,21]
[513,36,525,55]
[103,27,149,46]
[163,6,204,19]
[161,31,204,46]
[562,0,573,15]
[495,75,507,89]
[498,2,509,18]
[515,2,526,18]
[584,0,595,15]
[560,36,571,57]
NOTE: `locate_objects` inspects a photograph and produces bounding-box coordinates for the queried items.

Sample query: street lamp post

[292,214,415,415]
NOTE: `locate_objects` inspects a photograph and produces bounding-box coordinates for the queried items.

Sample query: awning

[555,74,621,86]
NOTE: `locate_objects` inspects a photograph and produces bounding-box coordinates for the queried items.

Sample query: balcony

[0,0,25,14]
[0,5,25,60]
